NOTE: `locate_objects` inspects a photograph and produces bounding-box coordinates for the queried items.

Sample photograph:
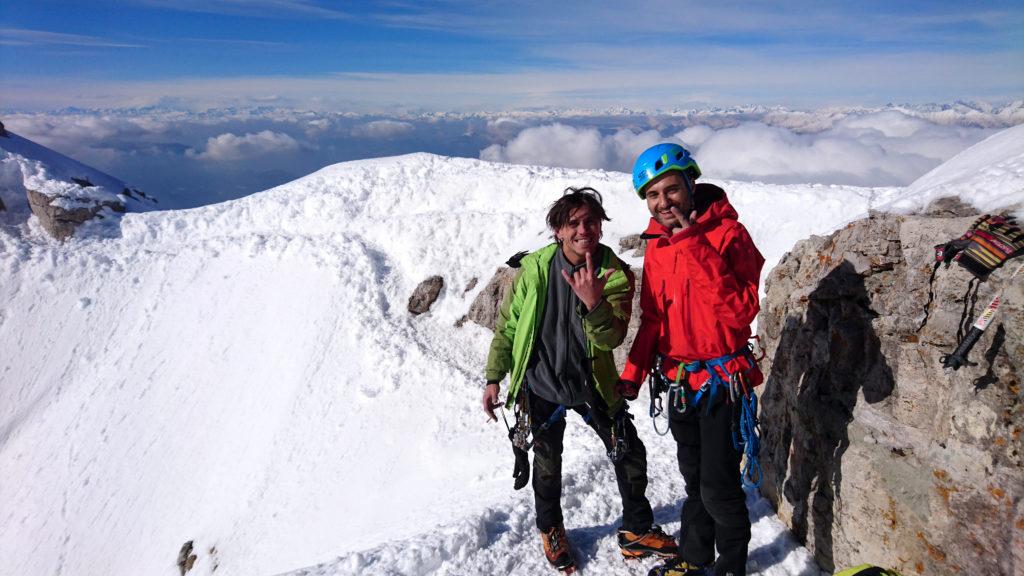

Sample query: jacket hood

[642,183,738,237]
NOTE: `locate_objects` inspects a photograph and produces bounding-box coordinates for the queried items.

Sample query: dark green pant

[530,392,655,533]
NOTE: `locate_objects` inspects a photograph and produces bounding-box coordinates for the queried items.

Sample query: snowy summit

[1,126,1023,576]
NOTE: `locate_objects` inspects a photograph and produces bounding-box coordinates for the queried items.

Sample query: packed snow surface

[1,125,1021,576]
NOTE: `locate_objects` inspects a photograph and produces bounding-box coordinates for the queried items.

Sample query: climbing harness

[646,340,765,488]
[505,401,569,452]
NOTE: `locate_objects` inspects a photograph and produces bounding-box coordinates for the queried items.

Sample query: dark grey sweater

[524,247,594,407]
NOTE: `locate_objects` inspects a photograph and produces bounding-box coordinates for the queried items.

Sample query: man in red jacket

[618,143,765,576]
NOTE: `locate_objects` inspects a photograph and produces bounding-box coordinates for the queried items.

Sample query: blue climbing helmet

[631,143,701,198]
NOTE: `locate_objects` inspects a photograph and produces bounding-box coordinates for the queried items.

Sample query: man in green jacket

[482,187,677,572]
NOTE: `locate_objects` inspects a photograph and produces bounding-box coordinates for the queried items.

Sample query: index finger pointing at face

[585,250,594,275]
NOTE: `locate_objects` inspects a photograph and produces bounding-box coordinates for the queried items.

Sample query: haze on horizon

[1,1,1022,207]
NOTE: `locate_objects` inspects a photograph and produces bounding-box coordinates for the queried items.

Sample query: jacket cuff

[620,362,645,384]
[484,369,505,383]
[582,297,613,326]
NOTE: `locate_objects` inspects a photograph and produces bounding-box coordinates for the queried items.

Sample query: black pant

[669,387,751,576]
[530,392,655,533]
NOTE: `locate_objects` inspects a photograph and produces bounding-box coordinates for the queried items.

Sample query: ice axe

[942,261,1024,370]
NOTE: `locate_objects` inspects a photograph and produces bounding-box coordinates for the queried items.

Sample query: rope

[730,373,762,489]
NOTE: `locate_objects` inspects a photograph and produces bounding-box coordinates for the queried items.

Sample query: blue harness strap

[537,404,568,433]
[678,346,763,489]
[684,348,746,413]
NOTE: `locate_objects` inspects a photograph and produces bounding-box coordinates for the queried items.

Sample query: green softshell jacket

[484,243,635,414]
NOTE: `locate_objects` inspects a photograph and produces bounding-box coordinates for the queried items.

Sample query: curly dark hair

[546,187,611,231]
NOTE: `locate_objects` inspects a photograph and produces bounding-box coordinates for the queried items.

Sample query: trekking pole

[942,261,1024,371]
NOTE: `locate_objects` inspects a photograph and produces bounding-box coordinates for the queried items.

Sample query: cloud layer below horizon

[482,111,990,187]
[2,104,1018,208]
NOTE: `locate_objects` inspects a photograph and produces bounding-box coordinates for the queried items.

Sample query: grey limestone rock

[177,541,196,576]
[619,233,647,257]
[923,196,981,218]
[757,211,1023,575]
[26,188,124,241]
[465,267,517,330]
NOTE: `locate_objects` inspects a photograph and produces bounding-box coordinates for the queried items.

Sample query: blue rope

[733,384,762,489]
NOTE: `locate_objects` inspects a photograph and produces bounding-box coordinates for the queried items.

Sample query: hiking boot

[618,525,678,558]
[647,556,709,576]
[540,524,575,572]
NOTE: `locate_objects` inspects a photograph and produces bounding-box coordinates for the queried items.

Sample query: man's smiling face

[555,204,601,265]
[644,172,692,229]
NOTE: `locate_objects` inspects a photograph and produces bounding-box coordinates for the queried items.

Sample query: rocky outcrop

[408,275,444,315]
[465,268,518,330]
[757,208,1023,575]
[26,188,124,241]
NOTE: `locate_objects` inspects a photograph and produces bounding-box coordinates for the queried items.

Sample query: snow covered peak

[884,123,1024,216]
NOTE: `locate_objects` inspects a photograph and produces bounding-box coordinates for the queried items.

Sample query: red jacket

[620,184,765,390]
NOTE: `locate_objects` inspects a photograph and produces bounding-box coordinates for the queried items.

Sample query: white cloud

[480,124,665,172]
[3,48,1022,112]
[482,111,1000,187]
[680,111,998,186]
[0,106,1012,209]
[350,120,415,138]
[188,131,301,161]
[676,125,715,148]
[0,28,145,48]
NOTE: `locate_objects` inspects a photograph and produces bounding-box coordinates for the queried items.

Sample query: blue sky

[1,0,1022,110]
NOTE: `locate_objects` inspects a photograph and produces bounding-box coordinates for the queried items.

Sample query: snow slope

[1,125,1021,576]
[0,131,130,215]
[883,123,1024,217]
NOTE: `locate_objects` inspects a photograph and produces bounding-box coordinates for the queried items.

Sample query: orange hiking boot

[540,524,576,572]
[618,525,678,558]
